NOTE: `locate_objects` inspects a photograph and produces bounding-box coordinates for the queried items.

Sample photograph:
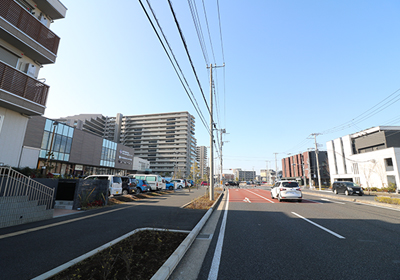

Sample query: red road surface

[228,188,316,203]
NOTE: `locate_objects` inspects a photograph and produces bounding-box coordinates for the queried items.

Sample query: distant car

[271,180,302,202]
[121,176,137,195]
[135,179,151,193]
[225,181,238,186]
[201,181,209,186]
[332,181,363,196]
[171,179,185,189]
[84,175,122,196]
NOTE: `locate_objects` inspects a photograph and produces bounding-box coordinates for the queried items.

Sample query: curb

[302,190,400,210]
[32,227,190,280]
[151,190,225,280]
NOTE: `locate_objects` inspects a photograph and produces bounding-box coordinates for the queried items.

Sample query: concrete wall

[0,107,29,167]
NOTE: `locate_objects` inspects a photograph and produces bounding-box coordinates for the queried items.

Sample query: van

[128,174,166,191]
[84,175,123,196]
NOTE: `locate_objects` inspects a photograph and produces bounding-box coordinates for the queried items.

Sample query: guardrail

[0,166,54,209]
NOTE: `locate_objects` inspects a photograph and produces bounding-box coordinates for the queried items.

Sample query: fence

[0,166,54,209]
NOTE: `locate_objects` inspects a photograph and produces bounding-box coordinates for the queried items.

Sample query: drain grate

[197,233,213,240]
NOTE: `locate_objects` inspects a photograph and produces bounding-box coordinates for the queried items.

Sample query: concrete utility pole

[209,64,214,200]
[307,148,314,189]
[219,129,227,187]
[274,153,279,182]
[311,133,322,191]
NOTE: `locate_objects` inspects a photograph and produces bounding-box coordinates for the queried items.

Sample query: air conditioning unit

[24,63,37,78]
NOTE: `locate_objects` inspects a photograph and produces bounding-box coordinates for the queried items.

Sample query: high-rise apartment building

[0,0,67,167]
[119,112,196,177]
[57,111,197,177]
[196,146,207,179]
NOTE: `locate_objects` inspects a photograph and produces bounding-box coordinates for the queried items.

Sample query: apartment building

[233,168,256,181]
[196,146,207,179]
[281,151,330,186]
[326,126,400,190]
[119,112,196,177]
[0,0,67,167]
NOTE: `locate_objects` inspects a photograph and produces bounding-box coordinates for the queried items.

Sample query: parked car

[135,179,151,193]
[187,180,194,187]
[171,179,185,189]
[165,180,175,190]
[129,174,166,191]
[271,180,302,202]
[121,176,137,195]
[201,181,209,186]
[332,181,363,196]
[84,175,122,196]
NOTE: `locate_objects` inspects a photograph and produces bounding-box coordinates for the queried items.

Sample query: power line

[138,0,210,134]
[167,0,211,117]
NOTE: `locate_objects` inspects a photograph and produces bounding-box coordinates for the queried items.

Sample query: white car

[171,179,185,189]
[271,180,302,202]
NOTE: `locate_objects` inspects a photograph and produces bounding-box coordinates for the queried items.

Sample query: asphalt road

[0,188,208,280]
[196,187,400,280]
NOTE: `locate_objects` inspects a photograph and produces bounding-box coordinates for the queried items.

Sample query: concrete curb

[302,190,400,210]
[32,228,191,280]
[151,191,225,280]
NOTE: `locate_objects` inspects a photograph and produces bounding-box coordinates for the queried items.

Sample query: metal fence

[0,166,54,210]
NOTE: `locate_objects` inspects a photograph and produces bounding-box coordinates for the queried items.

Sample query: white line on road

[243,197,251,203]
[321,198,345,204]
[246,189,275,203]
[208,191,230,280]
[291,212,345,239]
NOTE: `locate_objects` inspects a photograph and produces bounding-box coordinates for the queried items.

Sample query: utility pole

[219,129,227,187]
[274,153,279,182]
[311,133,322,191]
[307,148,314,189]
[207,63,224,200]
[209,64,214,200]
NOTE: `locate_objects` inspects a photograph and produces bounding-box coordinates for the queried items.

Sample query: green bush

[388,183,397,193]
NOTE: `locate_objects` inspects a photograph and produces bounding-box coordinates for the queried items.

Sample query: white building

[196,146,207,179]
[326,126,400,191]
[0,0,67,167]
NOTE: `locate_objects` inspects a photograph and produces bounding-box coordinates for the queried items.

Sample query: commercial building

[0,0,67,167]
[196,146,207,179]
[326,126,400,191]
[21,116,150,176]
[281,151,330,186]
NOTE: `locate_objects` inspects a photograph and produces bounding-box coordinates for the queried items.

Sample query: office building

[0,0,67,167]
[233,168,256,181]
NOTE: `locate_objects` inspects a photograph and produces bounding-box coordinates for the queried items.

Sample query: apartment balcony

[0,60,49,115]
[0,0,65,64]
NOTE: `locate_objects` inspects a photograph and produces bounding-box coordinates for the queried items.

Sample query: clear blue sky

[41,0,400,174]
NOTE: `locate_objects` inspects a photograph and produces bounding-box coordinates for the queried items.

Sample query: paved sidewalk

[0,188,208,280]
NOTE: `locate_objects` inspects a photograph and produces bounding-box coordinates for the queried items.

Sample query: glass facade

[40,120,74,161]
[100,139,117,167]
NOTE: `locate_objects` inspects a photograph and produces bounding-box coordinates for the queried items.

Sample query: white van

[84,175,122,196]
[129,174,166,191]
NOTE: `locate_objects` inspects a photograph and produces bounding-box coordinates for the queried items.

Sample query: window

[385,158,394,172]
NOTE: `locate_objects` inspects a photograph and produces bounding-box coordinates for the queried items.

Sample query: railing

[0,166,54,210]
[0,60,49,106]
[0,0,60,55]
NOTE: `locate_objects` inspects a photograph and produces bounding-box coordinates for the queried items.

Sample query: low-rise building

[326,126,400,191]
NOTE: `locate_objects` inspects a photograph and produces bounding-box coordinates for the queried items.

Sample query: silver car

[271,180,302,202]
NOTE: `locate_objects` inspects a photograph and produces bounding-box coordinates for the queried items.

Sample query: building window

[40,120,74,162]
[385,158,394,172]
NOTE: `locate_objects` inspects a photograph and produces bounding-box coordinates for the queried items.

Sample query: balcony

[0,60,49,115]
[0,0,61,64]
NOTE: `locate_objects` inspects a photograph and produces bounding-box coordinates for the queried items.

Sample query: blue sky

[41,0,400,174]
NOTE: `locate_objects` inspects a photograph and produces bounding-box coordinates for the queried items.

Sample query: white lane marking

[291,212,345,239]
[246,189,275,203]
[208,191,230,280]
[243,197,251,203]
[321,198,345,204]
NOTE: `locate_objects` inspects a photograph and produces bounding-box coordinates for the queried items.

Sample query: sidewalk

[0,188,209,280]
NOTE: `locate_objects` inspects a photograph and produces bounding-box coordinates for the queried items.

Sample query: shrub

[375,196,400,205]
[388,183,397,193]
